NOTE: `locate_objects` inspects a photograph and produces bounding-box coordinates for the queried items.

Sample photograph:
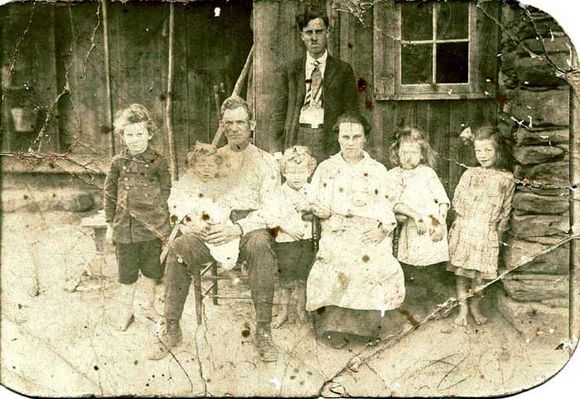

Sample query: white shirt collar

[306,50,328,67]
[305,51,328,79]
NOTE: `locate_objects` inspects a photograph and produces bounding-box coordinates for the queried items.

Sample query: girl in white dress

[388,127,450,266]
[387,127,450,320]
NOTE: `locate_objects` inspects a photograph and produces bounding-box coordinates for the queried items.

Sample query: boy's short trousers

[275,239,315,283]
[115,239,164,284]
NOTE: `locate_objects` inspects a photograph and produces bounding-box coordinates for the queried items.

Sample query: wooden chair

[190,215,321,325]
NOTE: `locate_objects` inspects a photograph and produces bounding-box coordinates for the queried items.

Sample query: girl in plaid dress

[447,127,515,327]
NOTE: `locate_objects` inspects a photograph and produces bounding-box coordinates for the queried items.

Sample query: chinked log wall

[496,4,579,345]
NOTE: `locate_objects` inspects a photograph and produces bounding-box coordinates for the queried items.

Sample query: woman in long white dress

[305,114,406,348]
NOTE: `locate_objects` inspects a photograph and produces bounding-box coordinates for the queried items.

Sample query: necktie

[306,60,322,107]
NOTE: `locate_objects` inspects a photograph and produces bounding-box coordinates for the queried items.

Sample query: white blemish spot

[270,378,281,389]
[214,7,221,17]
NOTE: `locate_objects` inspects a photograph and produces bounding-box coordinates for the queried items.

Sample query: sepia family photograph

[0,0,579,396]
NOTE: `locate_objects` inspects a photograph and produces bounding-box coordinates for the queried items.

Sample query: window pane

[436,42,469,83]
[437,2,469,40]
[401,3,433,41]
[401,44,432,85]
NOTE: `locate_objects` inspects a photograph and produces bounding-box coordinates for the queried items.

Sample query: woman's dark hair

[296,9,329,31]
[333,112,370,137]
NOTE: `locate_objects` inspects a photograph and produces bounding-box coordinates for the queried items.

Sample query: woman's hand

[430,223,445,242]
[295,199,313,214]
[362,224,388,244]
[414,216,427,235]
[282,224,305,241]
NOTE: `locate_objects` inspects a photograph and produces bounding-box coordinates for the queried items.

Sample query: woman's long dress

[306,152,405,338]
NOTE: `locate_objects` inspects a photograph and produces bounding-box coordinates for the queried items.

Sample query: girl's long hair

[389,126,437,169]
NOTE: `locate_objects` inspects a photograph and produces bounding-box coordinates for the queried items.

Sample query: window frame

[374,0,498,101]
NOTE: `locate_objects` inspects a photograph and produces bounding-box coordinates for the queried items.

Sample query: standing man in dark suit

[273,10,358,163]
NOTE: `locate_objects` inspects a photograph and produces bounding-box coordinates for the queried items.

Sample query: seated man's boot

[147,318,183,361]
[255,323,278,363]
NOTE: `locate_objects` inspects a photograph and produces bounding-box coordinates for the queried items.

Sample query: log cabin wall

[1,0,253,175]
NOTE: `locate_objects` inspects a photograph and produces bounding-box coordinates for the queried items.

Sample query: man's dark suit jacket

[273,54,358,156]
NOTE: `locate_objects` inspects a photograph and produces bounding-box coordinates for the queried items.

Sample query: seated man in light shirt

[149,97,281,363]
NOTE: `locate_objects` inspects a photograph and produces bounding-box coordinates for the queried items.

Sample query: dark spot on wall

[307,371,312,376]
[201,213,210,221]
[362,255,370,262]
[170,214,178,223]
[23,195,28,200]
[52,193,56,198]
[159,93,167,102]
[100,125,110,135]
[198,193,204,198]
[48,162,55,169]
[290,375,296,380]
[363,172,368,177]
[145,383,149,387]
[375,189,379,195]
[348,42,353,49]
[241,329,251,337]
[496,91,509,107]
[94,365,99,371]
[322,183,327,187]
[365,98,374,111]
[17,304,22,309]
[357,77,367,93]
[338,187,344,193]
[207,378,212,383]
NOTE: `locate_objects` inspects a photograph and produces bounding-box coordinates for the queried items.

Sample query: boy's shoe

[147,318,183,361]
[255,325,278,362]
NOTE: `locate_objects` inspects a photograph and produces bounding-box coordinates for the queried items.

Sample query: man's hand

[362,224,388,244]
[105,224,114,244]
[179,223,207,238]
[205,224,242,245]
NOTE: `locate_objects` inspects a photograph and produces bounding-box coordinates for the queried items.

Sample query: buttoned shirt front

[217,143,281,235]
[104,147,172,243]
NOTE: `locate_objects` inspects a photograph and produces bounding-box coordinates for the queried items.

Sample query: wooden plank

[448,99,470,197]
[373,0,397,98]
[253,0,303,151]
[428,101,450,192]
[107,2,169,156]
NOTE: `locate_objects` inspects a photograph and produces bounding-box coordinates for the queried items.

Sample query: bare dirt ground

[0,210,572,397]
